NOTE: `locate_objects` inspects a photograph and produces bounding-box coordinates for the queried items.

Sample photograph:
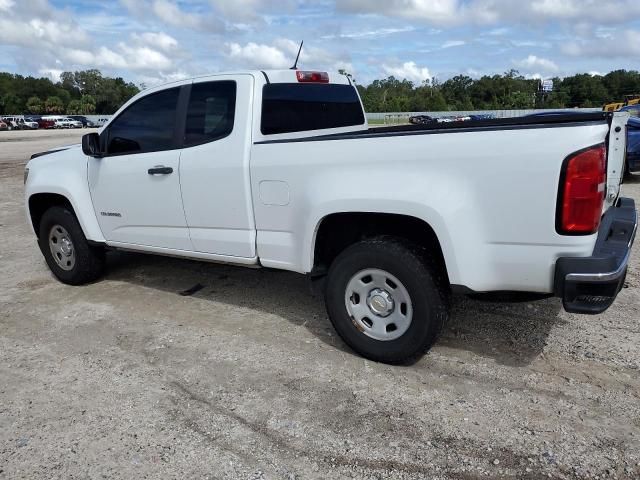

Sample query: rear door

[88,86,192,251]
[179,75,256,258]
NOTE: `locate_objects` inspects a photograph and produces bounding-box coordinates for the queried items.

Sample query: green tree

[45,96,64,114]
[26,96,43,114]
[0,93,23,114]
[66,99,82,114]
[80,94,96,114]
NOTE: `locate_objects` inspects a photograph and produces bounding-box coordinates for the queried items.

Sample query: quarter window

[106,87,180,155]
[184,81,236,147]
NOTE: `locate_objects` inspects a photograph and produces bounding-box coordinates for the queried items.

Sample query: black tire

[325,237,449,364]
[38,206,105,285]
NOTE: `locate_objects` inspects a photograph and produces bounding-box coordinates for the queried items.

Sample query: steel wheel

[344,268,413,341]
[48,224,76,271]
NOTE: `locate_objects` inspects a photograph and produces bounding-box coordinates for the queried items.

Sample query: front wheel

[324,237,449,364]
[38,206,105,285]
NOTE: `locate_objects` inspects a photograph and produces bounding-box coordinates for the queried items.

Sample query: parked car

[50,117,78,129]
[0,119,7,131]
[52,118,70,129]
[620,105,640,118]
[24,116,44,129]
[68,115,93,127]
[409,115,435,125]
[625,115,640,175]
[24,69,636,364]
[3,116,38,130]
[33,117,56,129]
[66,117,83,129]
[468,114,495,121]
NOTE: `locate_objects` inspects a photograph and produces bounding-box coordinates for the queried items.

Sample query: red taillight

[558,144,606,234]
[296,71,329,83]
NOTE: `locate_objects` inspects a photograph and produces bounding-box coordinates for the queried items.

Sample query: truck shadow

[439,295,564,367]
[624,174,640,184]
[105,251,563,368]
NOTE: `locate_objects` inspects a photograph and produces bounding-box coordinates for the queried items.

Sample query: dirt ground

[1,129,639,479]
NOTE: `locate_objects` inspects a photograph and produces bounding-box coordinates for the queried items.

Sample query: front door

[88,86,192,251]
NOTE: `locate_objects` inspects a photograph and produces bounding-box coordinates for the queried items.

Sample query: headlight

[24,167,29,185]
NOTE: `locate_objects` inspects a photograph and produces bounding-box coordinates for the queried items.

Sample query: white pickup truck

[24,69,637,363]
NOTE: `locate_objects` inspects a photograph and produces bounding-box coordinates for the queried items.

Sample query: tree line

[2,68,640,116]
[354,69,640,112]
[0,69,139,115]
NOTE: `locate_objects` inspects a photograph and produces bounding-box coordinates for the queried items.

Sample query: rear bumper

[554,197,637,314]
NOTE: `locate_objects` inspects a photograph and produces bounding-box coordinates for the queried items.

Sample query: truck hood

[29,143,80,160]
[26,144,83,175]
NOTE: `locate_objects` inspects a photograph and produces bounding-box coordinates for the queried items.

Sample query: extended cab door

[179,75,256,258]
[88,86,192,251]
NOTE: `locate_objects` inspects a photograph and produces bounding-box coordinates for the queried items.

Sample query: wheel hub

[48,224,76,271]
[344,268,414,342]
[367,288,395,317]
[60,238,73,256]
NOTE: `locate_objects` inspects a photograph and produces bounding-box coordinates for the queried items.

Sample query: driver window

[106,87,180,155]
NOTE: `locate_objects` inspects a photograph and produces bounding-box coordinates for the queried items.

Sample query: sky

[0,0,639,87]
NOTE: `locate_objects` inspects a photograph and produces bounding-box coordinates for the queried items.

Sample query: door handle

[148,166,173,175]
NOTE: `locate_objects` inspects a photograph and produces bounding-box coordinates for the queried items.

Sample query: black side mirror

[82,132,102,157]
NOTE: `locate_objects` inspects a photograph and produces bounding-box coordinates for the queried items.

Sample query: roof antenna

[290,40,303,70]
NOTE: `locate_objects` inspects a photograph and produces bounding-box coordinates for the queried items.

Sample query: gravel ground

[1,130,639,479]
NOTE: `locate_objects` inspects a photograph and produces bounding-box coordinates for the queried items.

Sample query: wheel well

[28,193,75,237]
[313,212,449,282]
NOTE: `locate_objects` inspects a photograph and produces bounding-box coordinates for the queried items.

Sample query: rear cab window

[261,83,365,136]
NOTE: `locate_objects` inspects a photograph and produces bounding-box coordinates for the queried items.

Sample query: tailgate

[604,112,630,210]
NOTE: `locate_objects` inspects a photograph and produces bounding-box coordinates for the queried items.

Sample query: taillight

[296,71,329,83]
[557,144,606,234]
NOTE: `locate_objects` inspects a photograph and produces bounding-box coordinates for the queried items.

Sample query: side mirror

[82,132,102,157]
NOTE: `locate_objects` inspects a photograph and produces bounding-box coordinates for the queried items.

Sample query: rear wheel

[324,237,449,364]
[38,206,105,285]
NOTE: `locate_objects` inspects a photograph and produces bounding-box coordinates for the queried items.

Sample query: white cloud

[336,0,640,26]
[227,42,291,69]
[322,26,416,40]
[152,0,203,29]
[562,29,640,58]
[338,0,461,25]
[131,32,178,52]
[38,68,63,82]
[0,0,14,11]
[226,38,354,74]
[0,16,89,48]
[48,32,179,73]
[121,0,226,32]
[209,0,297,22]
[382,61,432,83]
[442,40,465,48]
[514,55,559,72]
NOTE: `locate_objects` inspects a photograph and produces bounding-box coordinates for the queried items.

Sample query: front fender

[25,148,105,242]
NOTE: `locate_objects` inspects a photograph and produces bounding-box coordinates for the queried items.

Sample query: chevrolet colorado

[24,69,637,363]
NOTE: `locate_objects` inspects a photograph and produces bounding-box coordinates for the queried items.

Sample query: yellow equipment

[603,94,640,112]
